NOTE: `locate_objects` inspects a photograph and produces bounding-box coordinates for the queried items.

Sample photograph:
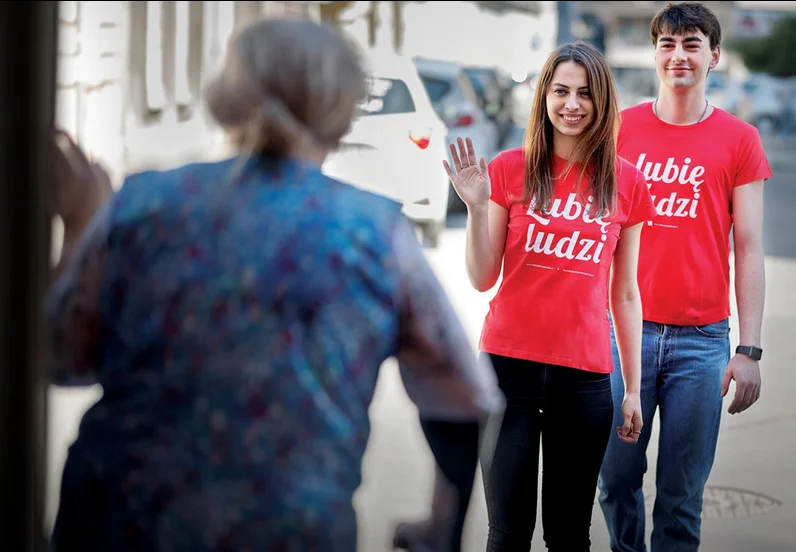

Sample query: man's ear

[710,45,721,70]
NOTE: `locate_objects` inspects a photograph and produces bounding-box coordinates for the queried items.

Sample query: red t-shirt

[479,148,655,374]
[618,102,773,326]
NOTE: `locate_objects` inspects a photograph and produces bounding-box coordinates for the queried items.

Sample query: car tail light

[409,127,432,150]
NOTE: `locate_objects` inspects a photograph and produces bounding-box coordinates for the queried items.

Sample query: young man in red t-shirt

[597,3,773,552]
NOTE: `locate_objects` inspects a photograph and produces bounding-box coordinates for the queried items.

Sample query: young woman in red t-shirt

[395,41,656,551]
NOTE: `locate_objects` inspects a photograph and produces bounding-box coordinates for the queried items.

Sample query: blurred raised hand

[442,137,490,209]
[51,130,113,228]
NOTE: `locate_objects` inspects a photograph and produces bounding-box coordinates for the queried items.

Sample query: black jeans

[482,353,614,552]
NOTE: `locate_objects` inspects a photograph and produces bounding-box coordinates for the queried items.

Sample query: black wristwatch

[736,345,763,361]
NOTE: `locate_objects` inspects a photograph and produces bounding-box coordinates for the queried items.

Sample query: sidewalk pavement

[354,254,796,552]
[46,260,795,551]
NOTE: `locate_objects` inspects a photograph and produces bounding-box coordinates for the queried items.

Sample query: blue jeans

[598,318,730,552]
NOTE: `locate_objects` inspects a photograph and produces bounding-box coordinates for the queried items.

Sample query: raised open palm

[51,130,113,226]
[443,137,490,208]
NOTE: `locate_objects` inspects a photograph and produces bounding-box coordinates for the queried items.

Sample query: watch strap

[736,345,762,361]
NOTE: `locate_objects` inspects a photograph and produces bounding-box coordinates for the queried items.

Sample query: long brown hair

[521,41,620,218]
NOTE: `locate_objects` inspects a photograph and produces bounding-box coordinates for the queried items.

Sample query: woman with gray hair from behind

[46,16,503,552]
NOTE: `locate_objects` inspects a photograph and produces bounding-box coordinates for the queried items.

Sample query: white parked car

[322,50,450,248]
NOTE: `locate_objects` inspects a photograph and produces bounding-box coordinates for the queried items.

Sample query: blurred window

[464,70,487,94]
[613,67,658,99]
[419,76,452,103]
[616,17,651,47]
[358,77,416,116]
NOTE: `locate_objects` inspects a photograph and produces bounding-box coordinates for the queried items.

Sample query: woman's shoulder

[113,155,405,232]
[491,147,524,171]
[113,158,238,218]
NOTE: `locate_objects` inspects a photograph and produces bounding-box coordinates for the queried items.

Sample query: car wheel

[421,220,444,249]
[447,183,466,214]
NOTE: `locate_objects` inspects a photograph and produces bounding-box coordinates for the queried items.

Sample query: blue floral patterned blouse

[46,155,503,551]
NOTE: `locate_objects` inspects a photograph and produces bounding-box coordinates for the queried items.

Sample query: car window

[456,71,481,106]
[419,76,452,103]
[358,77,416,116]
[467,75,486,96]
[464,69,488,93]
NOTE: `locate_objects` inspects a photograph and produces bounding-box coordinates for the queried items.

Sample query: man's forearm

[735,246,765,348]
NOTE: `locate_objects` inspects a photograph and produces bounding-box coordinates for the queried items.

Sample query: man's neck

[654,87,710,126]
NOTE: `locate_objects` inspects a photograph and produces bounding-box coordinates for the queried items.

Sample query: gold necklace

[653,98,709,124]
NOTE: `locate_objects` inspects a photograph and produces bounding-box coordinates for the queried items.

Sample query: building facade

[56,1,321,184]
[57,1,551,181]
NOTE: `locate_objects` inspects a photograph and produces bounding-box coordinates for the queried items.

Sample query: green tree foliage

[729,16,796,78]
